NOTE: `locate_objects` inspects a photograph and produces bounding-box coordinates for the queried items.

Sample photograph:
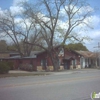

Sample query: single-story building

[74,50,97,68]
[0,49,98,71]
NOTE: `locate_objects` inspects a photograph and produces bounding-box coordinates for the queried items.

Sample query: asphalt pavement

[0,69,100,100]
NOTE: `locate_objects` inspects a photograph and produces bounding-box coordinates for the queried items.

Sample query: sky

[0,0,100,52]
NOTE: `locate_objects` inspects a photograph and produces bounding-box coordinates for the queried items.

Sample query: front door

[64,60,70,69]
[41,59,47,70]
[72,60,76,68]
[64,62,67,69]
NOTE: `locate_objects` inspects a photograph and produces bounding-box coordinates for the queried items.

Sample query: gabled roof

[9,55,36,59]
[0,52,10,58]
[0,51,37,59]
[74,50,96,58]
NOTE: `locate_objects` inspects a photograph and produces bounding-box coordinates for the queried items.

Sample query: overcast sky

[0,0,100,52]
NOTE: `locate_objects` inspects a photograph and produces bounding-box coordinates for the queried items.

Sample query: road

[0,69,100,100]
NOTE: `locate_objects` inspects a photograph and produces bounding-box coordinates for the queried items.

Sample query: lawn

[0,71,50,78]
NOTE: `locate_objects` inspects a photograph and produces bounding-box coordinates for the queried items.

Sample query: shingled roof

[75,50,96,58]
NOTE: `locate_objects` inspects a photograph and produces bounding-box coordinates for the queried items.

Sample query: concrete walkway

[9,68,100,75]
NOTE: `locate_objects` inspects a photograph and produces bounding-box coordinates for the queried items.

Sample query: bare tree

[22,0,92,71]
[0,0,92,71]
[0,10,40,57]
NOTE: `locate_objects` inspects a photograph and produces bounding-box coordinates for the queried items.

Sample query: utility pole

[94,42,100,68]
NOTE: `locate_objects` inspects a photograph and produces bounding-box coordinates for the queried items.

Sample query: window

[41,59,47,66]
[41,60,43,66]
[59,48,64,56]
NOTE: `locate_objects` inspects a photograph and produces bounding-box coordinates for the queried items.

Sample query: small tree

[65,43,88,51]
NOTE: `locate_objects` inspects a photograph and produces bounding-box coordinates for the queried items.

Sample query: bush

[20,63,33,71]
[6,61,14,70]
[0,61,10,74]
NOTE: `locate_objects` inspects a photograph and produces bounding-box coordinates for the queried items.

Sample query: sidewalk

[1,69,99,78]
[9,68,100,75]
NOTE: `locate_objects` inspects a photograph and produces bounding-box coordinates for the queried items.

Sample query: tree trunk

[49,52,60,71]
[53,59,60,71]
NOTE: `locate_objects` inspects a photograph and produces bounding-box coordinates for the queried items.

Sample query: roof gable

[74,50,96,58]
